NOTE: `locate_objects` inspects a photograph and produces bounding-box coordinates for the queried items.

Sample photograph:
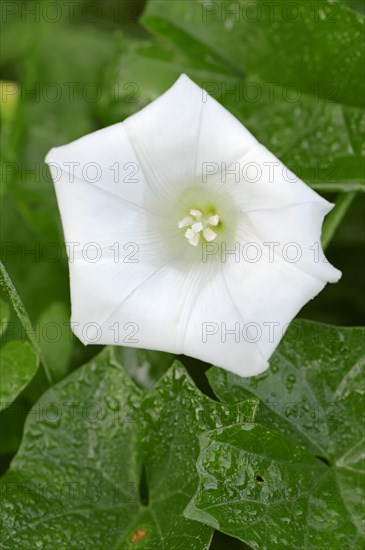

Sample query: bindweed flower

[45,74,341,377]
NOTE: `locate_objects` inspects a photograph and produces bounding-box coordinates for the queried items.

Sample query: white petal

[47,165,147,251]
[216,143,332,212]
[45,122,150,209]
[211,141,340,283]
[47,168,175,342]
[182,270,268,376]
[223,255,329,361]
[83,261,267,377]
[242,202,341,283]
[123,74,258,197]
[80,264,208,351]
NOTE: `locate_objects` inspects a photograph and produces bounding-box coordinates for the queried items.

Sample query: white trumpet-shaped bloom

[45,74,341,377]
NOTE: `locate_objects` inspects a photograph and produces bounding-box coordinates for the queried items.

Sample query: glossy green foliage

[186,321,365,547]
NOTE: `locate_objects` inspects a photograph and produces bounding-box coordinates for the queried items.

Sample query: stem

[0,261,54,386]
[321,192,356,250]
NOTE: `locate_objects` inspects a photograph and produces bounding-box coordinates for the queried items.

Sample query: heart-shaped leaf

[186,320,365,547]
[0,348,257,548]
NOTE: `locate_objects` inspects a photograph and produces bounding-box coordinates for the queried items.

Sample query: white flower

[45,74,341,377]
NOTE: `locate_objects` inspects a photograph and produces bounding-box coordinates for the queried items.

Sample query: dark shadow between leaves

[139,463,149,506]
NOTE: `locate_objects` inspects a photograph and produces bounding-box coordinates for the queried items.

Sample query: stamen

[185,228,195,240]
[190,209,203,219]
[207,214,220,227]
[191,222,203,233]
[178,216,194,229]
[188,233,200,246]
[203,227,217,242]
[180,208,220,246]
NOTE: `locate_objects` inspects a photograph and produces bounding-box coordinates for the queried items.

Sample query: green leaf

[0,348,258,547]
[0,297,10,338]
[208,320,365,457]
[0,341,39,412]
[98,31,238,124]
[0,347,143,547]
[0,195,70,324]
[144,0,364,106]
[141,0,364,192]
[186,422,363,548]
[342,0,365,15]
[37,302,72,382]
[186,320,365,547]
[1,13,115,243]
[136,362,257,549]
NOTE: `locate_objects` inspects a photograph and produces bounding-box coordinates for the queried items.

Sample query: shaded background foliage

[0,1,364,548]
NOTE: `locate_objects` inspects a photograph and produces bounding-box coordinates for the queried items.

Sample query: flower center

[178,208,220,247]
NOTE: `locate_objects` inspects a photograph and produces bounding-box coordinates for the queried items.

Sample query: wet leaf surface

[0,348,257,548]
[185,320,365,547]
[137,0,365,192]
